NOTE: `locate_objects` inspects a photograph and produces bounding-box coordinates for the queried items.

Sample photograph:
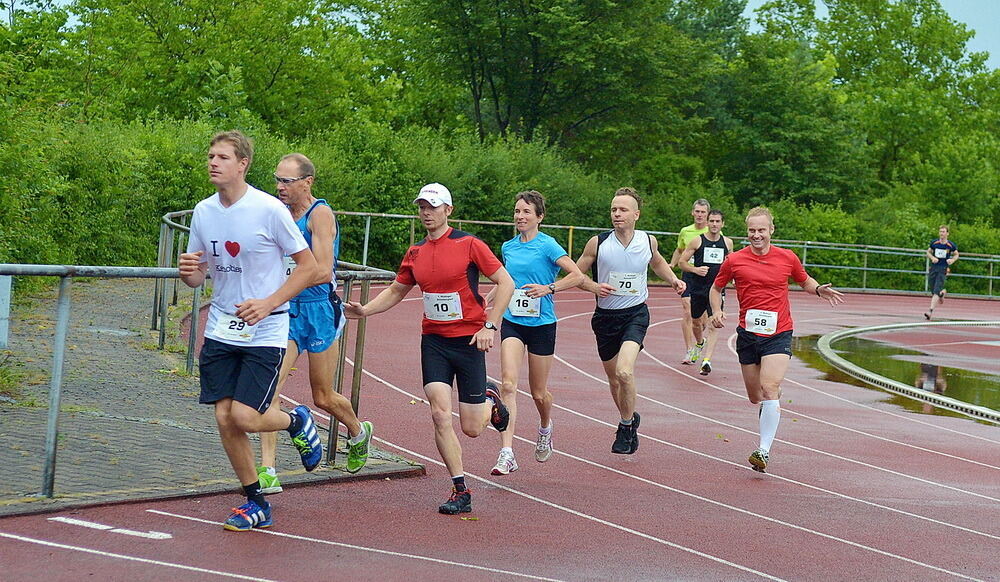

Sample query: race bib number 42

[213,315,257,342]
[509,288,540,317]
[745,309,778,336]
[608,271,645,296]
[423,292,463,321]
[703,247,725,264]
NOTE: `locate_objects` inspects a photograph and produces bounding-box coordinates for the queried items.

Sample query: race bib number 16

[509,289,540,317]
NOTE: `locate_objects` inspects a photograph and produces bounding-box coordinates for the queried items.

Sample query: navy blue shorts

[288,296,345,353]
[735,328,792,366]
[198,338,285,412]
[501,320,557,356]
[420,334,488,404]
[591,303,649,362]
[928,269,948,296]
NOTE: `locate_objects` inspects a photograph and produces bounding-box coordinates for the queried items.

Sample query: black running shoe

[611,422,632,454]
[485,382,509,432]
[438,487,472,514]
[629,412,641,454]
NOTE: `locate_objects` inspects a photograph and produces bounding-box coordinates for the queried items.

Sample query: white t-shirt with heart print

[187,185,307,347]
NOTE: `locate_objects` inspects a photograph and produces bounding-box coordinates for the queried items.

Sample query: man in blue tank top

[924,225,959,320]
[256,154,373,493]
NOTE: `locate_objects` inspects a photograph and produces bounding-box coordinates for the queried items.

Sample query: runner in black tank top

[678,210,733,375]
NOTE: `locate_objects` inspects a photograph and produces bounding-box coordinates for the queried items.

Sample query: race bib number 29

[213,315,257,342]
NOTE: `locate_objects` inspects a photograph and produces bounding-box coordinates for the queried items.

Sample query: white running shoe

[491,450,519,475]
[535,428,553,462]
[749,448,769,473]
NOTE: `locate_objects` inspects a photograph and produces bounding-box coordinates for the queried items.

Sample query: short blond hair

[614,187,642,209]
[745,206,774,226]
[210,130,254,172]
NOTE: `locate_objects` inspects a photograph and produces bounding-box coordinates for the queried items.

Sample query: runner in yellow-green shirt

[669,199,710,364]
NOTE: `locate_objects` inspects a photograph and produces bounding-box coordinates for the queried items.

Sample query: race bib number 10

[509,288,540,317]
[423,292,464,321]
[609,271,645,296]
[745,309,778,336]
[213,315,257,342]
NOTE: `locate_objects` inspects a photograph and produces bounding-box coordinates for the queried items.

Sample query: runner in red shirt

[709,206,844,473]
[345,183,515,514]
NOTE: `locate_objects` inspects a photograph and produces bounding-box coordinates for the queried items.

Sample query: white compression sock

[758,400,781,452]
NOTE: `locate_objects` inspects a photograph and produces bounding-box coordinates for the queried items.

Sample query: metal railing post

[350,280,372,415]
[0,275,11,349]
[802,242,809,267]
[186,285,201,374]
[41,276,73,497]
[158,268,170,350]
[990,262,995,297]
[409,218,416,247]
[327,277,353,465]
[862,249,868,289]
[152,222,168,330]
[568,226,575,260]
[362,216,372,267]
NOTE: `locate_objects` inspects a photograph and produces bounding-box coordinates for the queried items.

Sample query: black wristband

[815,286,822,297]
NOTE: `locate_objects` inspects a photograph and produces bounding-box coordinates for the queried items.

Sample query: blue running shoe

[223,500,272,531]
[289,405,323,471]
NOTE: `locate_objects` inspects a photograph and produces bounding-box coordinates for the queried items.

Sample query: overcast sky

[743,0,1000,70]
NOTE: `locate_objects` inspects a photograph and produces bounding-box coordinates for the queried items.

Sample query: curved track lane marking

[719,323,1000,445]
[145,510,566,582]
[314,366,986,579]
[0,531,274,581]
[639,318,1000,468]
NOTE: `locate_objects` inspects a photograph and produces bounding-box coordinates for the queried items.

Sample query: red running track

[1,288,998,581]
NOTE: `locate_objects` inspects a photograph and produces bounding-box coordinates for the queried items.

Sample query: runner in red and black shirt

[345,183,515,515]
[709,206,844,474]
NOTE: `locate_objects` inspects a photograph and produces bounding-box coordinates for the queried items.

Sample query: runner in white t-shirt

[178,131,325,532]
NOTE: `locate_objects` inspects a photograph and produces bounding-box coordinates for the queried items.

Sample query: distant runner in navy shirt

[924,225,959,320]
[485,191,583,476]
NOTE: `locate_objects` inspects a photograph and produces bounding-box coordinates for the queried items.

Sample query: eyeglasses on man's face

[274,174,312,185]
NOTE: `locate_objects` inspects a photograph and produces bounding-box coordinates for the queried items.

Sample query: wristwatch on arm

[484,321,498,331]
[548,283,556,294]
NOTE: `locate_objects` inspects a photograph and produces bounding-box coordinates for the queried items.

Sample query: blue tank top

[293,199,340,300]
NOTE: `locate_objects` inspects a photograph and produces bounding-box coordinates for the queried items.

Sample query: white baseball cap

[413,183,453,207]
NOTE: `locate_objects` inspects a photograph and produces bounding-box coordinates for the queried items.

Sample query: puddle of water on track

[794,336,1000,423]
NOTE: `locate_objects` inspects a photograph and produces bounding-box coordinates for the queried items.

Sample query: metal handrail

[0,262,395,497]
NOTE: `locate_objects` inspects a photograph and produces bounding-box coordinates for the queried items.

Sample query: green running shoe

[346,421,373,473]
[257,466,282,495]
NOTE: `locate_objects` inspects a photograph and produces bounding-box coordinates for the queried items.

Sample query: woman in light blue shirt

[487,191,583,475]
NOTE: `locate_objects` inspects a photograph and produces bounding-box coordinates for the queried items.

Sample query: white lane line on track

[145,510,565,582]
[550,353,1000,540]
[0,531,274,581]
[641,319,1000,468]
[324,365,985,580]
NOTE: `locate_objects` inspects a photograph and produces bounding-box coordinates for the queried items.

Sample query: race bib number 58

[745,309,777,336]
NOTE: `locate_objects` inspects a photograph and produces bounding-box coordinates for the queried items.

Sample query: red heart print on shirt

[225,241,240,257]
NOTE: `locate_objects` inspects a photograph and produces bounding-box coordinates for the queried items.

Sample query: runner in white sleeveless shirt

[576,188,686,455]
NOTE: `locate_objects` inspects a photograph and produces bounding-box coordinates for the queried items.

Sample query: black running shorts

[198,337,285,412]
[500,320,557,356]
[590,303,650,362]
[735,328,793,365]
[689,287,723,319]
[420,334,488,404]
